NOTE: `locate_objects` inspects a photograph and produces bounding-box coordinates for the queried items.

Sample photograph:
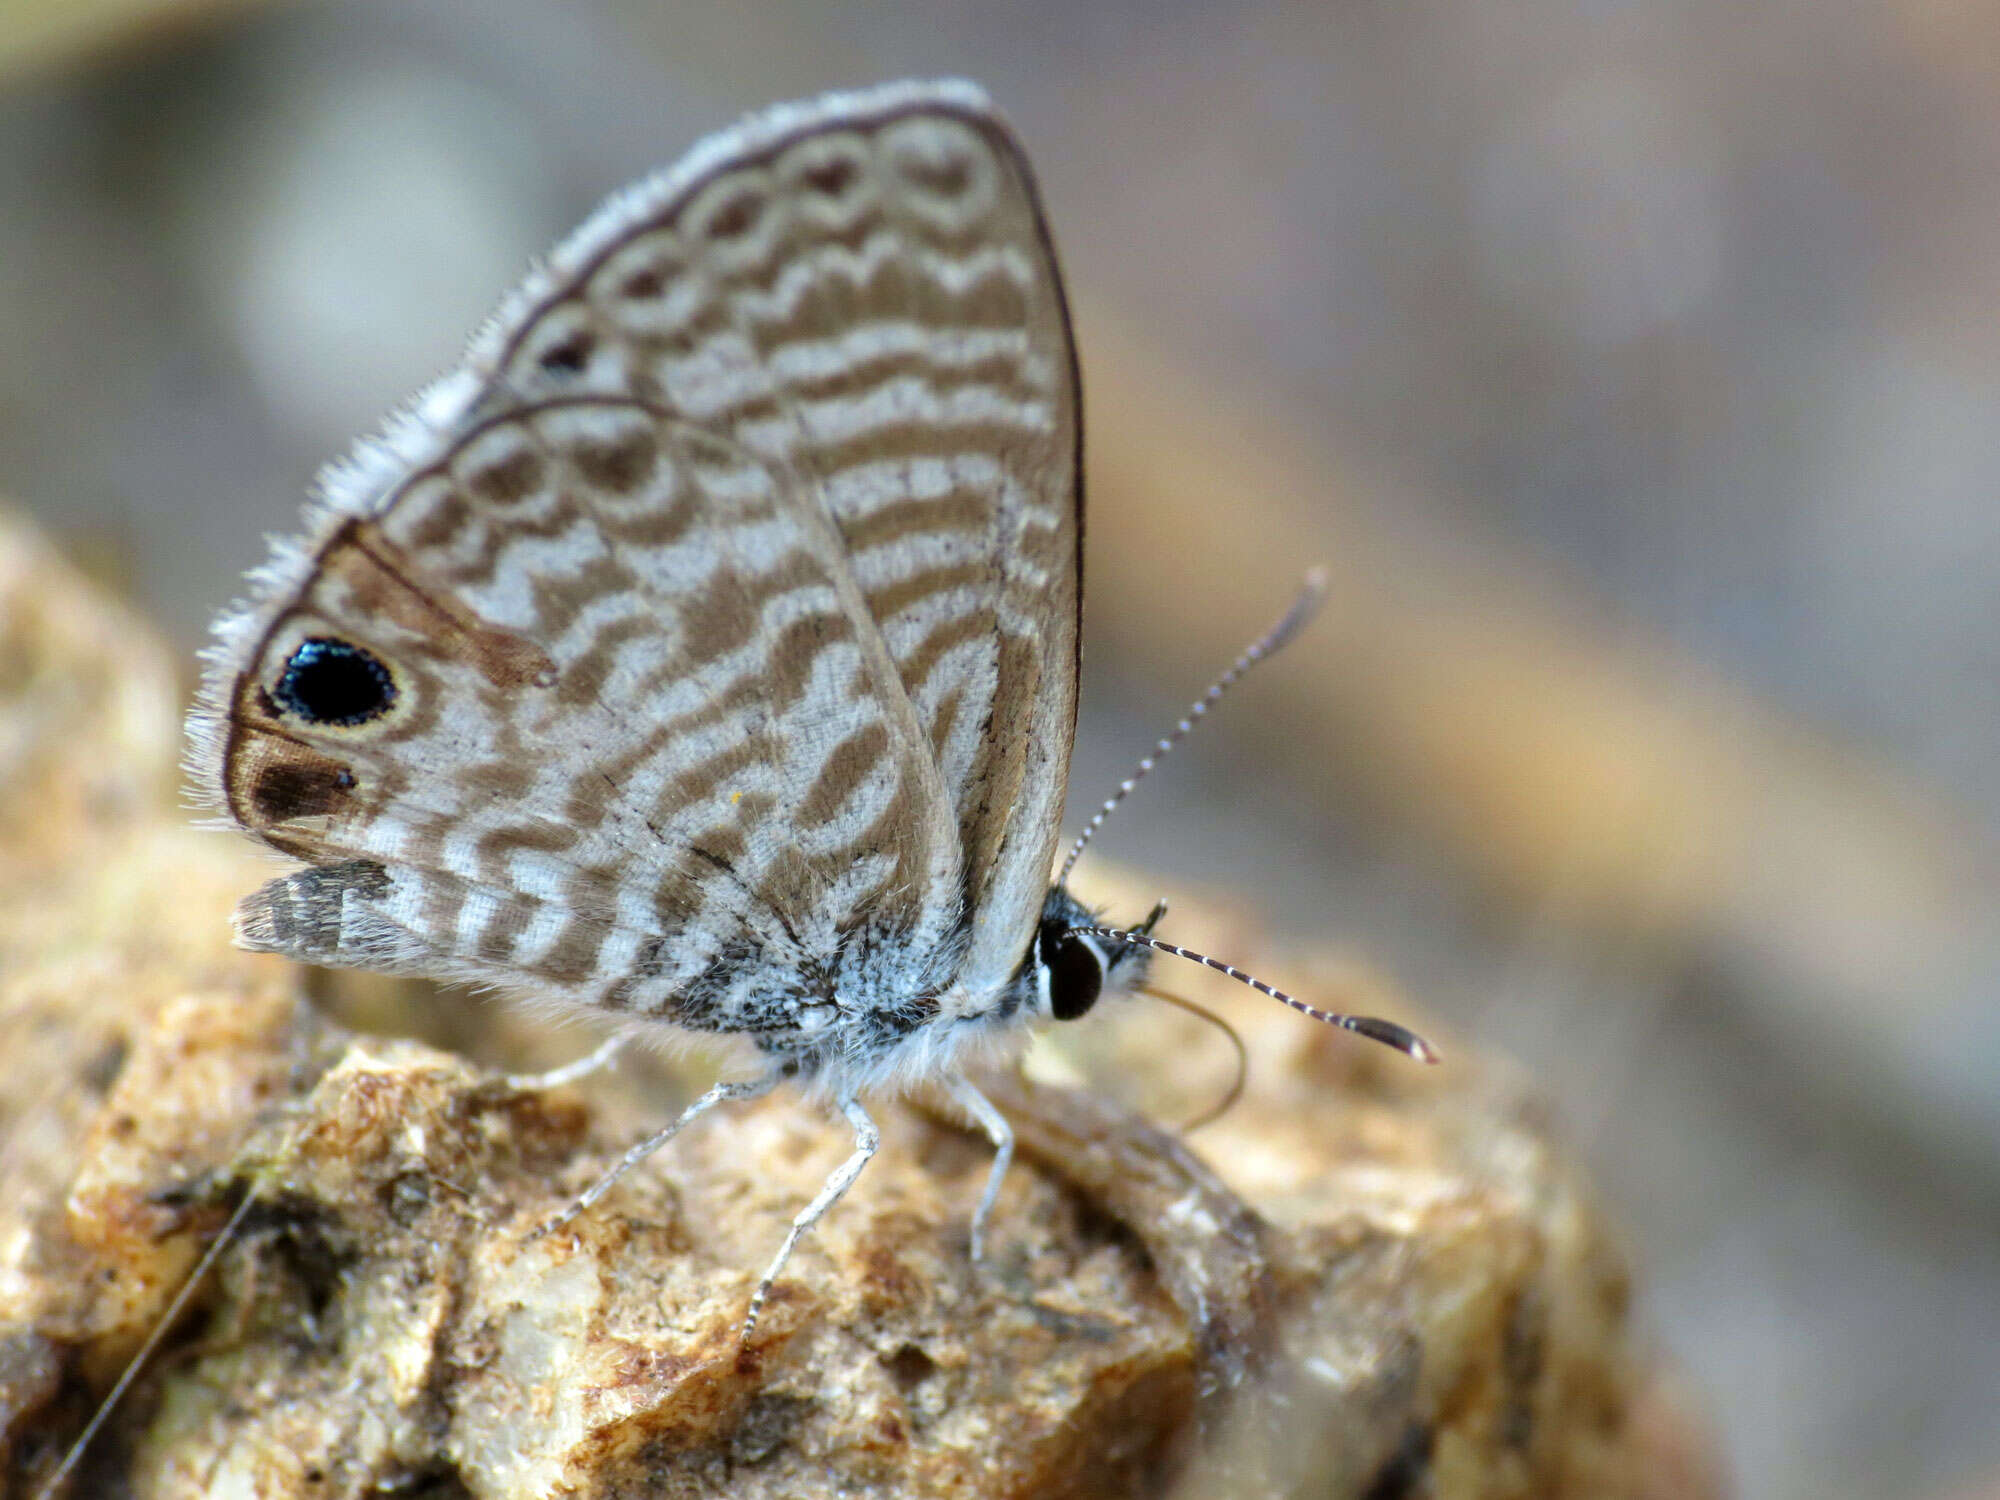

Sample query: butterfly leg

[741,1095,878,1343]
[502,1033,629,1093]
[948,1076,1013,1263]
[536,1072,780,1238]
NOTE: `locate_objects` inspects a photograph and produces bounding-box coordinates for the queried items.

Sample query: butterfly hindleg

[742,1095,878,1342]
[948,1076,1014,1263]
[536,1072,782,1237]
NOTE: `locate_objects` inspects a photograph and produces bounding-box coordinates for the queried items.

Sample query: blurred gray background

[4,2,1997,1496]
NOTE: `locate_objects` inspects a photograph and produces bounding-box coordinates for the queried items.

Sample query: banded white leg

[536,1072,780,1237]
[949,1075,1014,1263]
[742,1095,878,1342]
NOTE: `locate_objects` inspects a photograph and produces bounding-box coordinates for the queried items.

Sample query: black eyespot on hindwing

[1042,926,1105,1022]
[273,638,397,727]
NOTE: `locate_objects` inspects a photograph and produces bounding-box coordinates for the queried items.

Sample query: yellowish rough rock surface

[0,511,1721,1498]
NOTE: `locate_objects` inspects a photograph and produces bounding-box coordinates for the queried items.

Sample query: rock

[0,509,1723,1498]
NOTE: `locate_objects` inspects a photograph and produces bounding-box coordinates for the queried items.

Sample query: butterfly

[188,78,1433,1343]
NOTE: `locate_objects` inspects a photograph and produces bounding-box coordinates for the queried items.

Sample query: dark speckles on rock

[1501,1282,1548,1450]
[381,1171,434,1228]
[81,1038,128,1094]
[728,1393,813,1466]
[1360,1422,1435,1500]
[883,1342,936,1392]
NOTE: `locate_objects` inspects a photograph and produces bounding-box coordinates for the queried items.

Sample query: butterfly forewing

[191,81,1080,1050]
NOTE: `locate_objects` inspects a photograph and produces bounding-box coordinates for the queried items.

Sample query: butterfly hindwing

[203,397,962,1035]
[192,81,1080,1053]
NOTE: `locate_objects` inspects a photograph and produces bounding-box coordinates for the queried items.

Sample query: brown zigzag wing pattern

[179,81,1277,1347]
[188,83,1080,1085]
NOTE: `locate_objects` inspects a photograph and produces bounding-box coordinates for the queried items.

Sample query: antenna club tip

[1302,564,1331,592]
[1410,1036,1443,1065]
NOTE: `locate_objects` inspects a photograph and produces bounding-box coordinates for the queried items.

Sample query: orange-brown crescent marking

[222,730,358,851]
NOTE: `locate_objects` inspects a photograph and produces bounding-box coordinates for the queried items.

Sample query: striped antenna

[1057,568,1331,885]
[1072,925,1440,1064]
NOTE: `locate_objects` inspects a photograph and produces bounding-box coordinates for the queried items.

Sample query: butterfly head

[1025,886,1159,1024]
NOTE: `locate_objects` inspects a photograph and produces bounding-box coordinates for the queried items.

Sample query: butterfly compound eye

[273,638,397,727]
[1045,931,1105,1021]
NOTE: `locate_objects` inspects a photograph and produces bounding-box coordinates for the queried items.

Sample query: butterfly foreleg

[501,1033,630,1093]
[947,1075,1014,1264]
[535,1071,782,1238]
[741,1094,878,1343]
